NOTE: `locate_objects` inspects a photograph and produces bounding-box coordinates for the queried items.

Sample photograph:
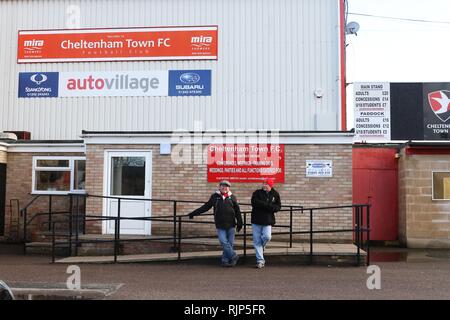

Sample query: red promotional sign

[207,144,285,183]
[17,26,218,63]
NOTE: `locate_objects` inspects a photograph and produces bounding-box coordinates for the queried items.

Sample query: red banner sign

[17,26,218,63]
[207,144,285,183]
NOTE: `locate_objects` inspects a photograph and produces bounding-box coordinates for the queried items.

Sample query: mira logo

[23,39,44,51]
[191,35,213,47]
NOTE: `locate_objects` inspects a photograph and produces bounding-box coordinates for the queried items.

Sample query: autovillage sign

[17,26,218,63]
[18,70,212,97]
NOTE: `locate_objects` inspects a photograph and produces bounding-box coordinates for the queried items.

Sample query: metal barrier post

[173,201,177,251]
[289,206,293,248]
[366,205,371,266]
[309,209,313,265]
[51,222,56,263]
[177,216,182,261]
[75,195,79,256]
[114,216,118,263]
[69,195,73,256]
[356,205,361,266]
[117,198,121,241]
[360,205,364,249]
[114,199,121,263]
[23,209,27,254]
[243,211,247,259]
[82,195,87,234]
[48,195,52,232]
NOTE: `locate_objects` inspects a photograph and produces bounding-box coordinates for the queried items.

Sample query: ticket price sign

[354,82,391,141]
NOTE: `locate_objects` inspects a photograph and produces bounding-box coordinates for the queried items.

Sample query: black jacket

[190,191,243,230]
[251,188,282,226]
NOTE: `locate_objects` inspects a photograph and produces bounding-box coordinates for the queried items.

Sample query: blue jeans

[216,228,237,264]
[252,224,272,264]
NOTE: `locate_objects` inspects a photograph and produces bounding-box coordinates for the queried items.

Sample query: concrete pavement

[0,245,449,300]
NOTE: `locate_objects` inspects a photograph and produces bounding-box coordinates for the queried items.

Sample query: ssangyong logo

[179,73,200,84]
[30,73,48,85]
[428,90,450,122]
[18,72,59,98]
[23,39,44,52]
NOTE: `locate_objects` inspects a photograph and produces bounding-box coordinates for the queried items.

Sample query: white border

[19,26,218,35]
[82,132,355,145]
[18,56,217,63]
[7,143,85,153]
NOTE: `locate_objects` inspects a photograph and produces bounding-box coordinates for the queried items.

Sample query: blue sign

[18,72,59,98]
[169,70,211,96]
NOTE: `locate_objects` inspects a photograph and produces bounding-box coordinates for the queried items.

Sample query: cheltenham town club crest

[428,90,450,123]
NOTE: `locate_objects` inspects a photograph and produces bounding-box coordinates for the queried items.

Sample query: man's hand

[236,223,243,232]
[188,212,195,219]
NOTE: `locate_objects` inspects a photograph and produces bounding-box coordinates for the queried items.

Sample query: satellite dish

[345,21,360,35]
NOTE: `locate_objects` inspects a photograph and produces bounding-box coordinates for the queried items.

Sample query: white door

[104,151,152,235]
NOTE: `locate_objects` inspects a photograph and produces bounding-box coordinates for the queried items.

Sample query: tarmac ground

[0,244,449,300]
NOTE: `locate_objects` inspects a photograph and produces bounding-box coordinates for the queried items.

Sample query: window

[111,156,146,196]
[32,156,86,194]
[73,160,86,191]
[432,171,450,200]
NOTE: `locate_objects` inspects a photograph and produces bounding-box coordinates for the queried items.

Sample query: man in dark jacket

[189,180,243,267]
[251,178,281,268]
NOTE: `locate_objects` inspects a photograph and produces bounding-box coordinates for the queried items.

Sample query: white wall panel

[0,0,341,139]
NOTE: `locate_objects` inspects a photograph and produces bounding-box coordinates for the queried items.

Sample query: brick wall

[85,144,353,242]
[4,152,84,241]
[398,150,450,248]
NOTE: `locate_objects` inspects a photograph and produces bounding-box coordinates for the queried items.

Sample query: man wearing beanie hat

[188,180,243,267]
[251,178,282,268]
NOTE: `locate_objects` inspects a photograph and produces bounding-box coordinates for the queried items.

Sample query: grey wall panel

[0,0,341,139]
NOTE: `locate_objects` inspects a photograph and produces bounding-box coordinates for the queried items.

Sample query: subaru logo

[30,73,48,85]
[179,72,200,84]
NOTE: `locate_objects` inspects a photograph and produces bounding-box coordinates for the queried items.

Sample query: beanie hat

[219,180,231,187]
[263,178,275,188]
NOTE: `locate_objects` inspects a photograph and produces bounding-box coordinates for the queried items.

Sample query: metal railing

[7,198,20,241]
[47,194,369,266]
[20,194,84,254]
[19,193,370,266]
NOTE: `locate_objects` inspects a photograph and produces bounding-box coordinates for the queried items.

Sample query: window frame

[32,156,86,195]
[431,170,450,201]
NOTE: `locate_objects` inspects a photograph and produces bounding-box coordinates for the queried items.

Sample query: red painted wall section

[353,147,399,241]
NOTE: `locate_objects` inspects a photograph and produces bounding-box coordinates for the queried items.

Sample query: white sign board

[58,71,168,97]
[306,160,333,178]
[354,82,391,141]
